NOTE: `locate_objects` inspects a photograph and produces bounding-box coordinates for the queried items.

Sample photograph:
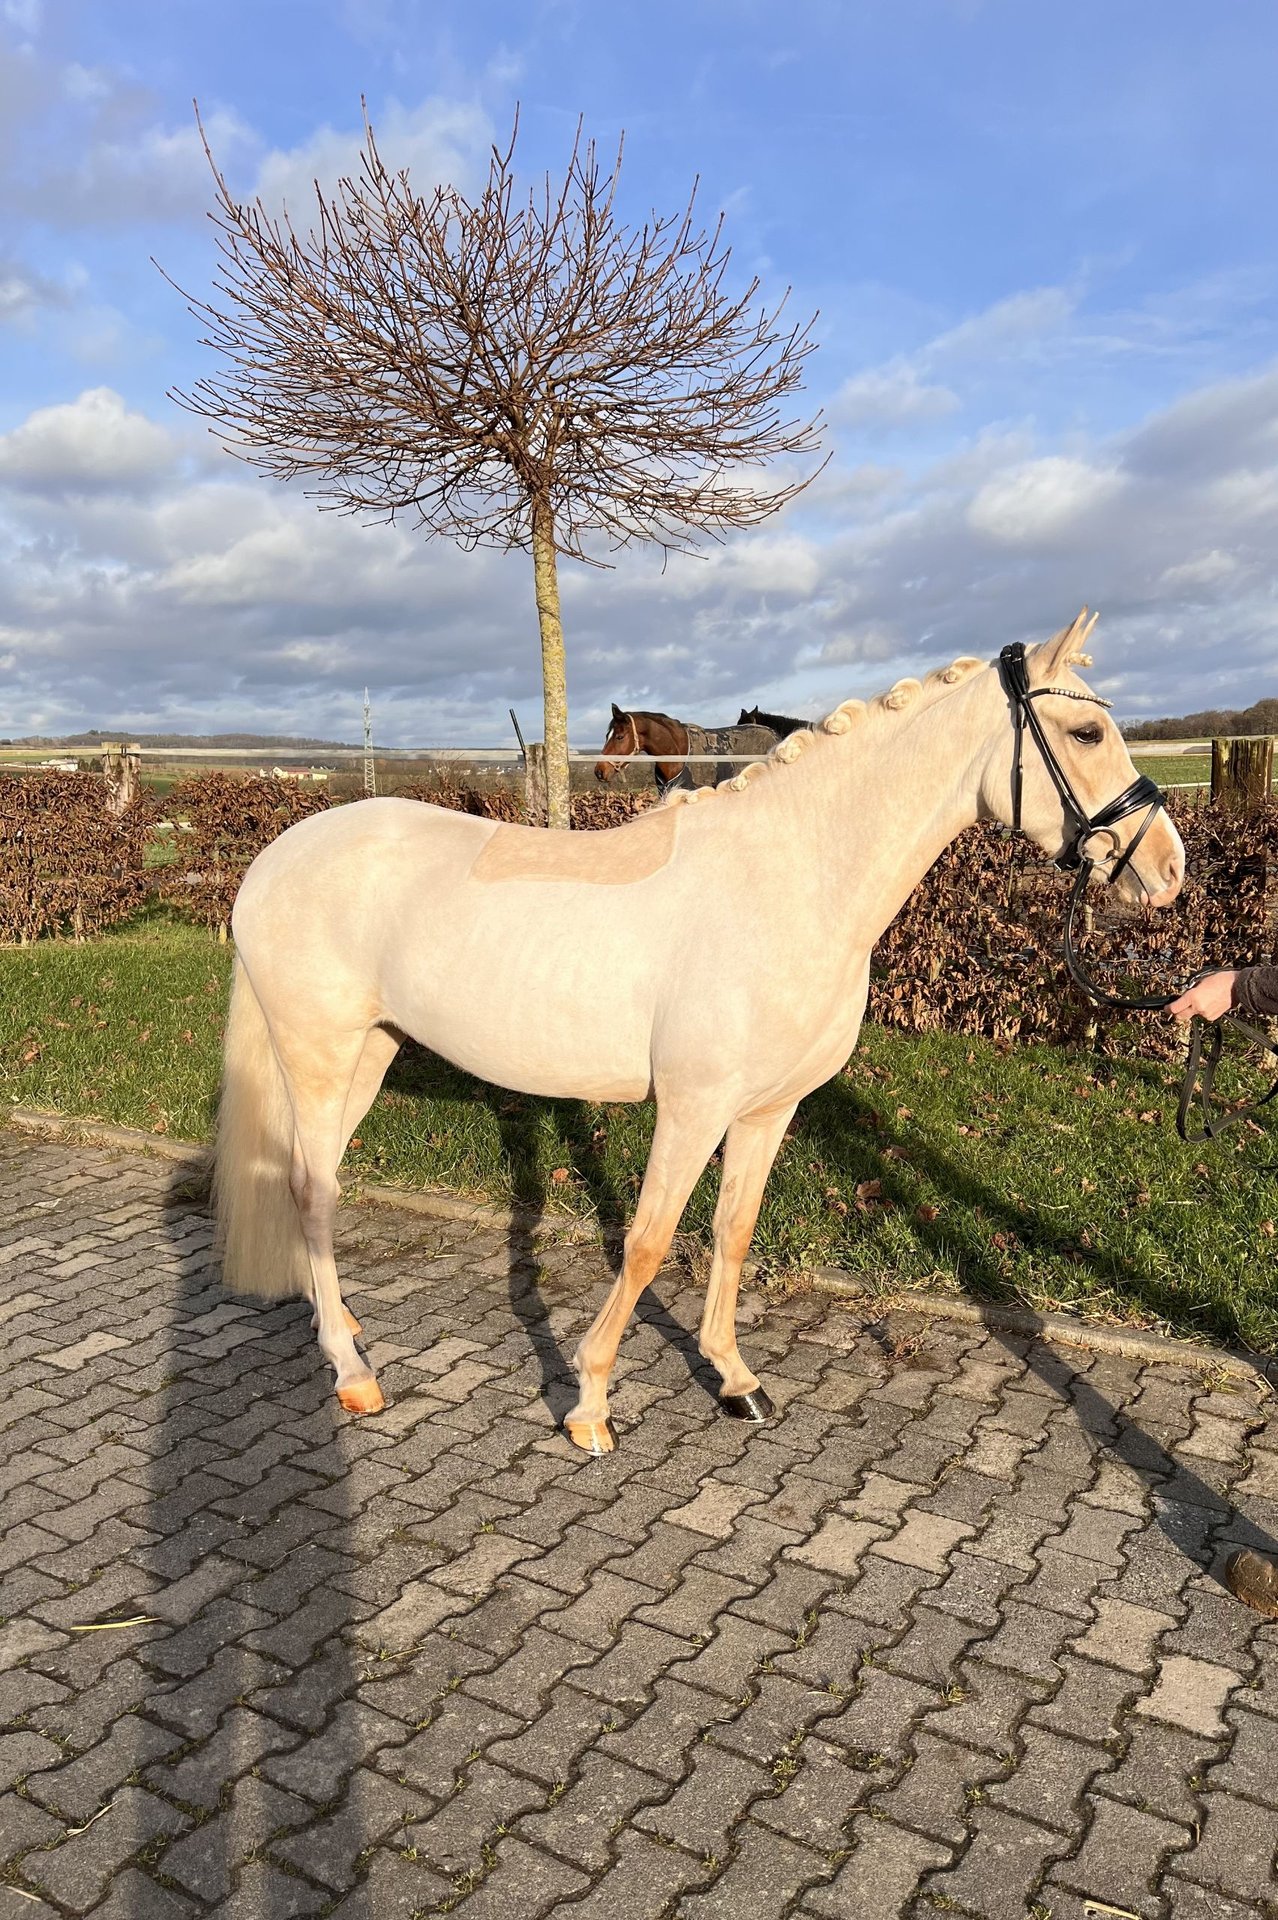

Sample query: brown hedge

[6,774,1274,1063]
[871,799,1278,1054]
[0,774,156,943]
[396,773,655,831]
[156,772,334,933]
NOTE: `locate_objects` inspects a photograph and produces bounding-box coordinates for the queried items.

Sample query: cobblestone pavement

[3,1131,1278,1920]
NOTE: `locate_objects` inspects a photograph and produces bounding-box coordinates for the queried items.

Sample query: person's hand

[1168,970,1238,1024]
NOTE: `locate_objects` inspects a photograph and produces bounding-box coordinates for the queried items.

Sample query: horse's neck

[778,673,995,947]
[641,714,687,758]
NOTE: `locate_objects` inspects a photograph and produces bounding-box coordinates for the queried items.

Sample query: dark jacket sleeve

[1232,965,1278,1020]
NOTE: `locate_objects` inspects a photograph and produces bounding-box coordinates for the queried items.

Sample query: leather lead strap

[996,641,1278,1156]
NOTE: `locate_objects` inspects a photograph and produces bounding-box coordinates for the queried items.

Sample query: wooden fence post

[101,742,141,816]
[1211,736,1274,809]
[524,742,548,827]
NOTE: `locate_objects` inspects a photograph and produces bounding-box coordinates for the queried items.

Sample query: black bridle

[998,642,1278,1149]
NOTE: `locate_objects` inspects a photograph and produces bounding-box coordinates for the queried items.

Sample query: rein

[998,642,1278,1151]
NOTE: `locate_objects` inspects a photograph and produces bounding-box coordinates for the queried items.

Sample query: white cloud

[928,285,1077,363]
[1,354,1277,740]
[833,284,1078,440]
[253,96,493,217]
[834,360,959,430]
[2,0,40,35]
[0,256,69,324]
[967,456,1126,545]
[21,104,258,227]
[1159,550,1237,591]
[0,387,179,497]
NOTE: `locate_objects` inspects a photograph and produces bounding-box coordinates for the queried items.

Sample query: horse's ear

[611,702,623,720]
[1034,609,1099,678]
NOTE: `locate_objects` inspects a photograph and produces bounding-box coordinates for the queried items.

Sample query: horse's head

[595,703,639,784]
[737,706,760,727]
[982,611,1185,910]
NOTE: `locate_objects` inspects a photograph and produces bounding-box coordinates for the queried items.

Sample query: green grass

[1130,752,1278,793]
[4,917,1278,1351]
[1130,754,1211,788]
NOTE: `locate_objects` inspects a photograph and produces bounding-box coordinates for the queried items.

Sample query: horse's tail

[212,957,311,1300]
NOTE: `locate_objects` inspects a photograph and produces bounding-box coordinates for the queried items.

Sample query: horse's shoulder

[469,806,679,886]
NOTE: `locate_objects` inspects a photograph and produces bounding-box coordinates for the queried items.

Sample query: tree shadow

[126,1157,364,1917]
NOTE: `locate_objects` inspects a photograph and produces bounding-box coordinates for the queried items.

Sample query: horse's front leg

[567,1101,726,1453]
[698,1103,797,1419]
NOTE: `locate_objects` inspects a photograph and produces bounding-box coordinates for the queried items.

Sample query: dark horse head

[595,704,689,792]
[737,705,808,738]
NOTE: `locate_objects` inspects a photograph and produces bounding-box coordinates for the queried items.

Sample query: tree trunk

[531,496,571,830]
[1211,736,1274,810]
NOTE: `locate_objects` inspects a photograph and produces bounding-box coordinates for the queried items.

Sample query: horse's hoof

[1225,1548,1278,1619]
[565,1416,619,1455]
[343,1307,363,1336]
[338,1377,384,1416]
[721,1388,774,1422]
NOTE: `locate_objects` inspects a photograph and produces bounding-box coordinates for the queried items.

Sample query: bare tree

[165,106,825,827]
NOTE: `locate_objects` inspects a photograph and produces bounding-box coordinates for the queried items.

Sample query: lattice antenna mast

[363,688,376,798]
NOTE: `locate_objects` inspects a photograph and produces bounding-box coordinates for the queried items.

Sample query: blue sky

[2,0,1276,743]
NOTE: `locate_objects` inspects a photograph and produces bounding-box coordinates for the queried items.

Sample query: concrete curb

[7,1103,1273,1384]
[4,1106,602,1242]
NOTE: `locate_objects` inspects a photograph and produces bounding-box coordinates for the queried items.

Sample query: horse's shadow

[380,1045,712,1425]
[378,1041,1278,1587]
[801,1069,1278,1584]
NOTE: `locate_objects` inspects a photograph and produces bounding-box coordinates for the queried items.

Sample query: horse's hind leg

[699,1103,796,1421]
[567,1100,726,1454]
[304,1023,402,1339]
[278,1026,385,1414]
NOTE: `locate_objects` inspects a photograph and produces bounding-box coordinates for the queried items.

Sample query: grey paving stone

[636,1741,770,1854]
[271,1764,433,1889]
[162,1775,314,1902]
[207,1861,328,1917]
[680,1815,828,1916]
[918,1803,1072,1918]
[80,1869,199,1918]
[22,1784,188,1911]
[803,1815,951,1917]
[324,1848,452,1918]
[7,1133,1278,1920]
[1171,1790,1278,1903]
[1049,1794,1192,1917]
[23,1713,184,1822]
[516,1751,664,1870]
[535,1827,713,1919]
[870,1729,1008,1847]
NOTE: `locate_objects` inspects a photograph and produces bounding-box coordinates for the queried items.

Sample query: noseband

[998,643,1165,891]
[998,642,1278,1148]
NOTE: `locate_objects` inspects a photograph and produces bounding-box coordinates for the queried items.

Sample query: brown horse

[595,704,778,794]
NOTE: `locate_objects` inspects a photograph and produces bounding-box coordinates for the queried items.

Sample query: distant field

[1133,755,1211,788]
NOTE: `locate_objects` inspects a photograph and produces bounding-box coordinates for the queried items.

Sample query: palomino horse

[594,704,778,794]
[215,614,1184,1451]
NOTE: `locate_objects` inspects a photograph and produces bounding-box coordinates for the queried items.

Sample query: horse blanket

[678,723,780,789]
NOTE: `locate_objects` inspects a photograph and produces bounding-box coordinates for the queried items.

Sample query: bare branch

[162,101,825,562]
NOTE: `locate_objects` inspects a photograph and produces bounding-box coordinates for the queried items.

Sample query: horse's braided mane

[664,654,989,808]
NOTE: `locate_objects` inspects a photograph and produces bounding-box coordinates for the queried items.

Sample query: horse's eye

[1071,725,1103,746]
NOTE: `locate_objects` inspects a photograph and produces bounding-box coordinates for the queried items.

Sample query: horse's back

[236,798,492,914]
